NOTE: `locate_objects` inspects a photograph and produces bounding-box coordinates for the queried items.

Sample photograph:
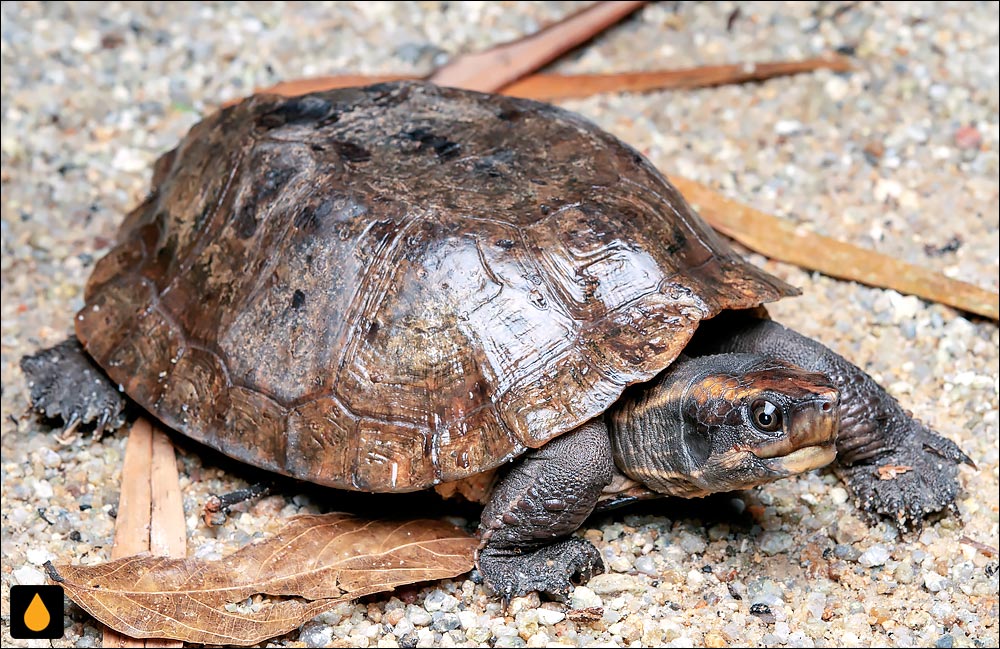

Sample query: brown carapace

[75,81,794,492]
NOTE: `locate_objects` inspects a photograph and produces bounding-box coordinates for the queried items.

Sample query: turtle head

[608,354,839,498]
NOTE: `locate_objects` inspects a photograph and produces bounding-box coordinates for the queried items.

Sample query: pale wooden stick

[102,420,187,648]
[144,426,186,649]
[428,1,648,92]
[103,419,153,648]
[671,175,999,321]
[499,55,852,100]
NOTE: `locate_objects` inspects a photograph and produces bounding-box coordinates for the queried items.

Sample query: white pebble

[34,480,53,499]
[859,545,891,568]
[13,566,46,585]
[405,604,432,626]
[570,585,603,610]
[112,148,149,173]
[824,77,849,101]
[535,608,565,626]
[393,618,415,637]
[457,610,477,630]
[685,569,706,588]
[759,531,794,556]
[774,120,804,135]
[874,178,903,201]
[26,548,52,565]
[587,573,646,594]
[923,571,948,592]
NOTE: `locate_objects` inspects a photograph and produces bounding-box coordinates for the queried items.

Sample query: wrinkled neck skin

[606,354,734,498]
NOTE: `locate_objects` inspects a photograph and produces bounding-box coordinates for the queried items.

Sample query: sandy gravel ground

[2,2,997,647]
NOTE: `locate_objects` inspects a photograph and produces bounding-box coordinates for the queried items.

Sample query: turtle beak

[758,388,839,474]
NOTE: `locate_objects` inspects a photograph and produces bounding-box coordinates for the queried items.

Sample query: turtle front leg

[692,314,972,528]
[477,420,614,604]
[20,338,127,441]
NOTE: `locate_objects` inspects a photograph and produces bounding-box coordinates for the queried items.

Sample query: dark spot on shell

[334,141,371,163]
[473,149,515,178]
[495,239,515,250]
[497,107,524,122]
[665,225,688,255]
[235,165,296,238]
[474,163,502,178]
[255,95,339,130]
[294,198,335,232]
[402,128,461,161]
[291,290,306,309]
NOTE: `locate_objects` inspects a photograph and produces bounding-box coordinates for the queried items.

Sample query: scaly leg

[476,420,614,603]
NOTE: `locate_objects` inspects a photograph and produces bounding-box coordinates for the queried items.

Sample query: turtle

[21,80,971,602]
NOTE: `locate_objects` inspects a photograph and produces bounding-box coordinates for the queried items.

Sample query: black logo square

[9,585,65,639]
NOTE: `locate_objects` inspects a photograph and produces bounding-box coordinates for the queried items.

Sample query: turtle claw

[20,338,126,439]
[56,414,83,445]
[477,538,604,603]
[93,409,114,442]
[836,420,969,531]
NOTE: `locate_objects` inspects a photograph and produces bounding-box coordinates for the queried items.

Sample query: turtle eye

[750,399,782,433]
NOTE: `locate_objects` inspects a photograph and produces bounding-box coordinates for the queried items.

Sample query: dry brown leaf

[48,514,476,646]
[671,176,1000,321]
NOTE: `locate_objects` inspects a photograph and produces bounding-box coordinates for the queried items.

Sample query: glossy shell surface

[77,81,794,492]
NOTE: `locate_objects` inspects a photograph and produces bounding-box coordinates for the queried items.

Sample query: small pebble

[635,555,657,576]
[924,571,948,593]
[835,514,869,544]
[423,589,457,612]
[748,578,785,607]
[13,566,46,585]
[393,618,415,638]
[535,608,565,626]
[430,611,460,632]
[299,621,334,648]
[676,531,708,554]
[405,605,432,627]
[953,126,982,150]
[859,545,891,568]
[587,573,646,595]
[759,530,794,556]
[570,586,603,610]
[935,634,955,648]
[774,119,805,135]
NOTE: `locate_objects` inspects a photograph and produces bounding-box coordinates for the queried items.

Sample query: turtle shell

[77,81,796,492]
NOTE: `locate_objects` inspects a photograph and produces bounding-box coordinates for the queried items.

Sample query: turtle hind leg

[690,313,972,529]
[20,338,127,441]
[476,420,613,604]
